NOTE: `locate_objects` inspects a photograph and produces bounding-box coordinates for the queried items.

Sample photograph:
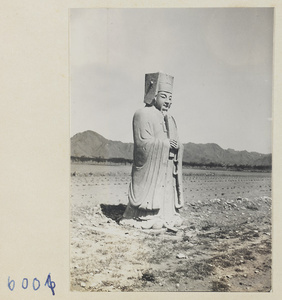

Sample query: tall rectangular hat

[144,72,174,104]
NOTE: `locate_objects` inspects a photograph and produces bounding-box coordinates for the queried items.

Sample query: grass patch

[212,279,230,292]
[141,271,156,282]
[176,261,215,280]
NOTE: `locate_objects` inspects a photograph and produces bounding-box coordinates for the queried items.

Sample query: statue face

[154,91,172,112]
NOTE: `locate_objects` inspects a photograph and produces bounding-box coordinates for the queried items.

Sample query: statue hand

[169,139,179,150]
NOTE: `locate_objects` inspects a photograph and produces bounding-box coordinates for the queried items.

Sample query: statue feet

[141,218,164,229]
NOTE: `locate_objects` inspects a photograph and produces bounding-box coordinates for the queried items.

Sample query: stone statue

[120,72,184,230]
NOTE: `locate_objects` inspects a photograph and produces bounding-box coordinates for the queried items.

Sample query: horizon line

[71,130,272,155]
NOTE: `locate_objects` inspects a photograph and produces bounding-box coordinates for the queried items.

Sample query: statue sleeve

[132,109,158,167]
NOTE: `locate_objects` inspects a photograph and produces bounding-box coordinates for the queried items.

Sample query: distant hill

[71,130,271,167]
[71,130,133,160]
[182,143,271,166]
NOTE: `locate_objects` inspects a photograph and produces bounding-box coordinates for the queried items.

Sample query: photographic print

[70,8,273,292]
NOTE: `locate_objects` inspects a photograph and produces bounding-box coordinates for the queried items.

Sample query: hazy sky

[70,8,273,154]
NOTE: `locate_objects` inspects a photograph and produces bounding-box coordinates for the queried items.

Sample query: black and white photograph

[70,8,273,292]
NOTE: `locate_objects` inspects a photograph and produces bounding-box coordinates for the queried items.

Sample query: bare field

[70,163,271,292]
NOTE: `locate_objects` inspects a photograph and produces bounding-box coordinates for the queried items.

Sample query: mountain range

[71,130,271,166]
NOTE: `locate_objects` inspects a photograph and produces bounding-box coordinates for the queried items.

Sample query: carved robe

[123,105,184,224]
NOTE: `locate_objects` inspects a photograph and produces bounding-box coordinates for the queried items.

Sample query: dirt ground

[70,164,272,292]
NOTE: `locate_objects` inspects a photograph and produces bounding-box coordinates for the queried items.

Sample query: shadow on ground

[100,204,127,223]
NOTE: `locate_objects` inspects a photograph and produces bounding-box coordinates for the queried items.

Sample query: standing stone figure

[121,72,184,230]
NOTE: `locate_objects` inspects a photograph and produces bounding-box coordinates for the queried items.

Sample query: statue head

[154,90,172,113]
[144,72,174,108]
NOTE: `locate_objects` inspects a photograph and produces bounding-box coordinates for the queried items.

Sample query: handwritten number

[8,275,54,294]
[8,276,15,291]
[22,278,28,289]
[45,273,56,296]
[33,278,40,291]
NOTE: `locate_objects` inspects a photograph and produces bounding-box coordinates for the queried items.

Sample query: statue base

[119,214,183,230]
